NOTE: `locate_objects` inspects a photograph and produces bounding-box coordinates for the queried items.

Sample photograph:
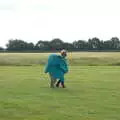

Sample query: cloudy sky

[0,0,120,47]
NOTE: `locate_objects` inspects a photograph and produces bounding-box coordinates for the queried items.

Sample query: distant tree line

[1,37,120,52]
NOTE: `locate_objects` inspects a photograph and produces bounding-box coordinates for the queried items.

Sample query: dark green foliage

[6,39,35,51]
[5,37,120,51]
[0,47,4,50]
[35,40,50,50]
[50,38,64,50]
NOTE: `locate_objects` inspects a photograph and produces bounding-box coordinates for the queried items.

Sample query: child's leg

[61,81,66,88]
[60,76,66,88]
[56,80,61,87]
[49,74,56,88]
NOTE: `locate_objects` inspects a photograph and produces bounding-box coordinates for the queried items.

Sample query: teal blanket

[45,54,68,81]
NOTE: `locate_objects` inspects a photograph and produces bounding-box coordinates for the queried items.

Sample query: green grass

[1,52,120,66]
[0,65,120,120]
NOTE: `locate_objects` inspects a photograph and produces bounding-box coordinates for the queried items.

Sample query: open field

[0,52,120,66]
[0,52,120,119]
[0,65,120,120]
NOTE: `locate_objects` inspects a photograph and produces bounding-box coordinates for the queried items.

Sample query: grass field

[0,65,120,120]
[0,52,120,66]
[0,52,120,120]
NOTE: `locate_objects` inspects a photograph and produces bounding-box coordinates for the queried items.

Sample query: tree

[63,42,74,51]
[35,40,50,50]
[110,37,120,49]
[0,47,4,50]
[50,38,64,50]
[73,40,88,50]
[5,37,120,52]
[88,38,101,50]
[73,40,79,50]
[103,37,120,50]
[103,40,112,50]
[26,42,34,50]
[6,39,28,51]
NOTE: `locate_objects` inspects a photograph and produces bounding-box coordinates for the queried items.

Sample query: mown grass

[0,52,120,66]
[0,52,120,120]
[0,65,120,120]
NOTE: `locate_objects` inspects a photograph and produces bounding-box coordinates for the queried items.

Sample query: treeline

[1,37,120,52]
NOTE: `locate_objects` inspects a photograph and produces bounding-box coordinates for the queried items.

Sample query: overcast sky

[0,0,120,47]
